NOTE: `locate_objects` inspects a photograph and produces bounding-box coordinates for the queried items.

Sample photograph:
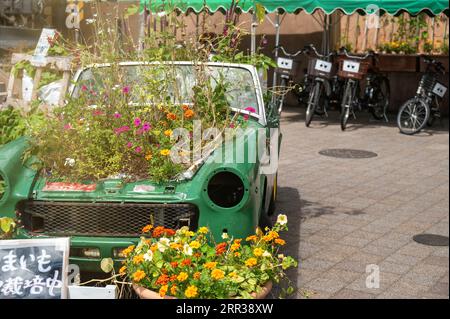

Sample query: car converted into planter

[0,62,281,272]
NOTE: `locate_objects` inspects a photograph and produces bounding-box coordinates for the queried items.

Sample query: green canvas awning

[140,0,449,16]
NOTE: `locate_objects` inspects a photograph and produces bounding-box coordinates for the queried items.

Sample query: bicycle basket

[337,59,370,80]
[419,73,437,93]
[307,58,336,79]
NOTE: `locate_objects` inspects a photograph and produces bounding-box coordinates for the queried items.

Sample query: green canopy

[140,0,449,16]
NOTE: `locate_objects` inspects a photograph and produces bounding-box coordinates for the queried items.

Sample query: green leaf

[100,258,114,273]
[124,5,139,18]
[255,3,265,24]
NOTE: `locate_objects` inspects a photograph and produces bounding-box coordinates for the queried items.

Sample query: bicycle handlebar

[339,47,376,60]
[273,46,304,58]
[303,44,337,59]
[421,55,446,74]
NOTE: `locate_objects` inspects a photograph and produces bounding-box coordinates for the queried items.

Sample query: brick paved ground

[271,106,449,299]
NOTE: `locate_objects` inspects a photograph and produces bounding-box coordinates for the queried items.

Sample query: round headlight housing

[207,171,245,208]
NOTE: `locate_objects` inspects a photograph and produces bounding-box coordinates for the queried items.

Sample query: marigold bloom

[169,274,177,282]
[184,109,195,119]
[160,149,171,156]
[185,285,198,298]
[170,243,182,250]
[159,285,168,297]
[156,274,170,286]
[119,266,127,276]
[133,254,144,265]
[215,242,227,255]
[204,262,217,270]
[150,244,158,252]
[211,269,225,280]
[189,241,201,249]
[234,252,241,257]
[181,259,192,266]
[122,245,135,257]
[245,258,258,267]
[170,261,178,268]
[246,235,257,242]
[152,226,166,238]
[274,238,286,246]
[198,227,209,234]
[170,285,177,295]
[164,129,173,137]
[145,152,153,161]
[253,248,264,257]
[166,112,177,120]
[177,272,189,282]
[142,224,153,233]
[132,270,146,282]
[193,272,201,279]
[182,104,190,111]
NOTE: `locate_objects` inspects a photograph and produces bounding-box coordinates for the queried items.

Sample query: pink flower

[114,126,130,135]
[135,146,142,153]
[63,123,72,130]
[126,142,133,148]
[243,115,249,121]
[81,85,88,92]
[142,122,151,132]
[134,118,141,127]
[114,112,122,119]
[122,86,130,94]
[229,123,235,128]
[93,110,104,116]
[244,106,256,113]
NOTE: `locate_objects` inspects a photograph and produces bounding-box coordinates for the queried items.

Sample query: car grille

[18,201,199,237]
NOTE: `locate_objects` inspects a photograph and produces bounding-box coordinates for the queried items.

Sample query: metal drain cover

[413,234,449,246]
[318,149,378,159]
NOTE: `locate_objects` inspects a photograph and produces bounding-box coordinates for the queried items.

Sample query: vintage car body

[0,62,281,272]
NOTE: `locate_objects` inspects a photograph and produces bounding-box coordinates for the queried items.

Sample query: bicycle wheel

[340,82,354,131]
[305,81,323,127]
[370,76,390,120]
[397,98,430,135]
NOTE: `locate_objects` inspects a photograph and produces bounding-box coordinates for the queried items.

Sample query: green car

[0,62,281,272]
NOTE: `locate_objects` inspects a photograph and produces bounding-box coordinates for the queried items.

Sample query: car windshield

[72,64,259,114]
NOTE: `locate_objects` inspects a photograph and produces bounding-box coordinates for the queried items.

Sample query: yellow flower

[230,243,240,251]
[198,227,209,234]
[132,270,146,282]
[187,231,195,237]
[170,285,177,295]
[204,262,217,270]
[177,272,188,282]
[160,149,170,156]
[170,243,182,250]
[246,235,257,242]
[159,285,168,297]
[189,241,201,249]
[133,254,144,265]
[122,245,135,257]
[145,152,153,161]
[119,266,127,276]
[274,238,286,246]
[245,258,258,267]
[185,285,198,298]
[164,129,173,137]
[253,248,263,257]
[211,269,225,280]
[234,252,241,257]
[142,224,153,233]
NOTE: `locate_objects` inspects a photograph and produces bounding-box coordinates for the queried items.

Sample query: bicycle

[273,46,304,113]
[303,44,341,127]
[337,48,390,131]
[397,56,447,135]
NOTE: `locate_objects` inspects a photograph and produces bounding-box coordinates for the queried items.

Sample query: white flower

[143,250,153,262]
[276,214,288,225]
[157,237,170,252]
[64,158,75,167]
[262,250,271,258]
[183,243,193,256]
[157,11,166,17]
[277,254,284,259]
[221,232,229,240]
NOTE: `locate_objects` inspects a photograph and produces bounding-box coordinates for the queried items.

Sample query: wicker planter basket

[133,281,273,299]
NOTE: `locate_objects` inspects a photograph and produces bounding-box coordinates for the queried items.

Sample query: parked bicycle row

[274,45,448,135]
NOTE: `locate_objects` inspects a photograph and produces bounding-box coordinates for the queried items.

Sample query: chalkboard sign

[0,238,70,299]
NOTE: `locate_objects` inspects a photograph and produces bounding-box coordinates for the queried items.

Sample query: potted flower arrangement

[120,214,297,299]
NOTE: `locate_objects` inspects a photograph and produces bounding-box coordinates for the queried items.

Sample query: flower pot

[133,280,273,299]
[378,54,419,72]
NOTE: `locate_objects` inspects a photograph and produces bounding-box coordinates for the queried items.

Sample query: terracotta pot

[133,281,273,299]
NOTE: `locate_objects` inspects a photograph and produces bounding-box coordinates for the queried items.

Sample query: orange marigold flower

[170,285,178,295]
[215,242,227,255]
[152,226,165,238]
[274,238,286,246]
[234,252,241,257]
[245,258,258,267]
[145,152,153,161]
[211,269,225,280]
[185,285,198,298]
[170,261,178,268]
[164,129,173,137]
[156,274,170,286]
[169,274,177,282]
[177,272,189,282]
[150,244,158,252]
[230,242,240,251]
[142,224,153,233]
[193,252,202,258]
[170,243,182,250]
[119,266,127,276]
[122,245,135,257]
[165,228,176,237]
[181,259,192,266]
[159,285,168,297]
[133,254,144,265]
[246,235,257,242]
[166,112,177,120]
[193,271,201,279]
[253,248,263,257]
[132,270,146,282]
[182,104,190,111]
[204,262,217,270]
[184,109,195,119]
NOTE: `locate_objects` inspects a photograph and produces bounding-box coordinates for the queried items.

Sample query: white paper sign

[432,82,447,98]
[31,28,56,65]
[277,57,294,70]
[315,59,332,73]
[343,60,360,73]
